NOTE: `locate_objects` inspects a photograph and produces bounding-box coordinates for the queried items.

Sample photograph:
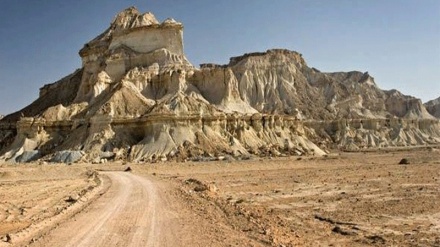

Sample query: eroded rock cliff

[0,7,439,163]
[425,97,440,118]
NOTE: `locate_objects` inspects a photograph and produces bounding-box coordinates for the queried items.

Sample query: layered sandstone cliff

[0,7,439,163]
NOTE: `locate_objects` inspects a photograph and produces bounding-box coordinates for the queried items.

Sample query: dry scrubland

[1,147,439,246]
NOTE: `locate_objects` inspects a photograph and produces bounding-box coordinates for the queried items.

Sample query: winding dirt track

[31,172,178,247]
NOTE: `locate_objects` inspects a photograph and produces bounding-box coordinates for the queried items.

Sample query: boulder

[15,150,40,163]
[398,158,410,165]
[51,151,83,164]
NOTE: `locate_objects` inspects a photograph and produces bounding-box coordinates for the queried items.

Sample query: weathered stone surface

[0,7,439,163]
[425,97,440,118]
[15,150,40,163]
[76,7,191,103]
[51,150,84,164]
[305,118,440,150]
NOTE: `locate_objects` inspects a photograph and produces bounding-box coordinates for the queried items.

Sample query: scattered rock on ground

[399,158,410,165]
[51,151,83,164]
[16,150,41,163]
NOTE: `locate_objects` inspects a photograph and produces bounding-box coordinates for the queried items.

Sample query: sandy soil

[0,165,101,246]
[1,147,439,246]
[30,172,179,247]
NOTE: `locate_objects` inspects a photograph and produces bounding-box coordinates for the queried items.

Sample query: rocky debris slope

[305,118,440,151]
[424,97,440,118]
[1,69,83,123]
[0,7,439,163]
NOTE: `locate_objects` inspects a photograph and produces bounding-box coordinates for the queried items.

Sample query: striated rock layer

[1,7,439,163]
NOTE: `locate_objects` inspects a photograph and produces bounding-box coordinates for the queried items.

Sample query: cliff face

[0,7,439,163]
[196,50,434,120]
[76,7,191,103]
[425,97,440,118]
[229,50,326,117]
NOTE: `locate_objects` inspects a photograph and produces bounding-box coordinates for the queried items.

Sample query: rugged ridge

[0,7,439,163]
[424,97,440,118]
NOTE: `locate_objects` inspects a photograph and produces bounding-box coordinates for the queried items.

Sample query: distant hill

[425,97,440,118]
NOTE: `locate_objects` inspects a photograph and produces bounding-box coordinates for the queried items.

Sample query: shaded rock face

[0,7,439,163]
[425,97,440,118]
[15,150,40,163]
[51,150,83,164]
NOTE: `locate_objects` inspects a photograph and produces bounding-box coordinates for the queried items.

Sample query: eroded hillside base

[305,118,440,150]
[0,114,325,163]
[1,115,439,163]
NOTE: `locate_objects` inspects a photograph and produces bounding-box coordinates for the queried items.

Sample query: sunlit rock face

[76,7,191,102]
[0,7,439,163]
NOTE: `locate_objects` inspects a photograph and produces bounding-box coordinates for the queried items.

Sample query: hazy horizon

[0,0,439,115]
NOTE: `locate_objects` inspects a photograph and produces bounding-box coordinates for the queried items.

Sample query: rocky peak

[324,71,376,86]
[425,96,440,118]
[228,49,307,68]
[358,72,376,86]
[75,7,191,103]
[79,7,183,58]
[426,96,440,105]
[110,7,159,31]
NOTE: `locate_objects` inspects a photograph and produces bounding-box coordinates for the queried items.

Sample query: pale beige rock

[0,7,439,163]
[75,7,191,102]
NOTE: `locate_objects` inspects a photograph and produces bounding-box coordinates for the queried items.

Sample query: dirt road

[5,148,438,246]
[30,171,178,247]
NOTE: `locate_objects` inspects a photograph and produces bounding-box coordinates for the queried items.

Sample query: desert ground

[0,147,439,246]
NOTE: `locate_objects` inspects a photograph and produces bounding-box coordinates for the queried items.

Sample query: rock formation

[425,97,440,118]
[0,7,439,163]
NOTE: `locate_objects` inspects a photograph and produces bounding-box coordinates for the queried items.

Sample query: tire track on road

[30,172,171,247]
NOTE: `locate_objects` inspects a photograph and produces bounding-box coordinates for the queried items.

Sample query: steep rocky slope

[0,7,439,163]
[1,69,83,123]
[425,97,440,118]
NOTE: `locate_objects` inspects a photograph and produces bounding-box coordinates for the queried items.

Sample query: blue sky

[0,0,439,115]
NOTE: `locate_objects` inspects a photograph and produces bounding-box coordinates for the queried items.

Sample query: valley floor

[1,147,439,246]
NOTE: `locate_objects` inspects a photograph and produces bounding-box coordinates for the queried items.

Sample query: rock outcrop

[425,97,440,118]
[305,118,440,151]
[0,7,439,163]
